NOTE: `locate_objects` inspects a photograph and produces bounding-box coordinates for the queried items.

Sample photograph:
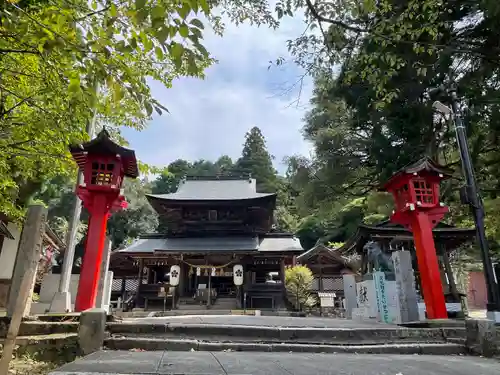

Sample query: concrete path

[123,315,387,328]
[51,350,500,375]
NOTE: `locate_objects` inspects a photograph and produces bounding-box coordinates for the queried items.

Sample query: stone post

[392,250,419,323]
[95,238,112,309]
[102,271,114,313]
[7,205,47,317]
[342,274,357,319]
[465,319,499,357]
[0,205,47,375]
[78,308,107,355]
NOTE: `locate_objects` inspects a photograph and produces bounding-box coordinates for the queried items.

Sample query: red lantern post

[382,158,452,320]
[69,130,138,312]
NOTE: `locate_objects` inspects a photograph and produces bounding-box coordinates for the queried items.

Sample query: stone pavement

[124,315,387,328]
[51,350,500,375]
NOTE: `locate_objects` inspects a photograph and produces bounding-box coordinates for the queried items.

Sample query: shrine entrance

[189,266,236,298]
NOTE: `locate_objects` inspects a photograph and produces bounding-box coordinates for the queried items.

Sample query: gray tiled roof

[117,235,303,254]
[146,178,275,201]
[258,236,303,252]
[117,236,259,253]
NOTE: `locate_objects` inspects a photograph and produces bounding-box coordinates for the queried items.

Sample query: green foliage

[233,126,278,193]
[284,265,315,311]
[107,178,158,248]
[274,0,500,258]
[293,192,393,250]
[0,0,219,220]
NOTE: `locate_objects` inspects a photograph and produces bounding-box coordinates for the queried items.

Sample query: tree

[107,178,158,248]
[233,126,277,192]
[0,0,217,219]
[0,0,282,220]
[284,265,315,311]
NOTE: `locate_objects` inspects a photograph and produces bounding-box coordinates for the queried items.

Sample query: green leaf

[170,42,185,62]
[68,77,81,93]
[199,0,210,13]
[135,0,147,9]
[178,3,191,19]
[190,19,204,29]
[179,24,189,38]
[155,27,169,43]
[152,5,165,20]
[110,4,118,17]
[145,101,153,116]
[155,46,164,60]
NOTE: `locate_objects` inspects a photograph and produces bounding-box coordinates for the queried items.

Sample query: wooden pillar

[120,277,126,300]
[280,258,286,284]
[319,267,324,292]
[135,258,144,308]
[146,266,153,284]
[441,244,460,302]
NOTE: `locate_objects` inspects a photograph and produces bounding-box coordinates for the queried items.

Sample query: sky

[121,12,314,174]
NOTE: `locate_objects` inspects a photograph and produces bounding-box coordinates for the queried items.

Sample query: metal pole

[49,81,99,312]
[449,87,500,313]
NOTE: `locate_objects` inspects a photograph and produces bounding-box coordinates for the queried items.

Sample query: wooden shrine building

[337,220,476,304]
[297,243,359,293]
[109,177,304,310]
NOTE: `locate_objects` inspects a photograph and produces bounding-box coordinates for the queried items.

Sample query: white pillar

[96,238,112,309]
[342,274,357,319]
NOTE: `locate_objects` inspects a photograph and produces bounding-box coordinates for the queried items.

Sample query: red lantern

[69,129,138,311]
[382,157,452,320]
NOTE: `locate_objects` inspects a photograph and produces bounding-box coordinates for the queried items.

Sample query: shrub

[284,265,315,311]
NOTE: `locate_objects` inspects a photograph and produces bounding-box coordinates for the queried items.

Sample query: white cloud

[122,13,314,174]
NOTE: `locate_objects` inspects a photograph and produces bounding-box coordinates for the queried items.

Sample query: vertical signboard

[373,271,391,323]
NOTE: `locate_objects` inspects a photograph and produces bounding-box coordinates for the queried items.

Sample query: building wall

[0,223,21,308]
[0,223,21,279]
[467,271,487,309]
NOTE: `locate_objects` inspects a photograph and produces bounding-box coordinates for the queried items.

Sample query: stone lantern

[69,129,138,312]
[382,157,453,319]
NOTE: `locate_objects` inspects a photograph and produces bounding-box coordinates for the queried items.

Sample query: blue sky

[121,13,313,174]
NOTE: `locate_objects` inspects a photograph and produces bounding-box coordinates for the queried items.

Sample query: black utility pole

[446,86,500,313]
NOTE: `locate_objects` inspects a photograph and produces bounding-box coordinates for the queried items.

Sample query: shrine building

[110,176,307,311]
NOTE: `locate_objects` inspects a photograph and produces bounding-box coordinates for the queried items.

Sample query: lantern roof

[381,157,453,191]
[69,129,139,178]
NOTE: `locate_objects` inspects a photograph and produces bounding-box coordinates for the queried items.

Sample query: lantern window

[413,179,434,204]
[91,162,115,186]
[395,184,410,208]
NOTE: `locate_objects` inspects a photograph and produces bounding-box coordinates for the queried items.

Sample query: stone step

[107,322,466,344]
[150,309,233,317]
[104,337,466,355]
[0,333,79,362]
[0,321,79,338]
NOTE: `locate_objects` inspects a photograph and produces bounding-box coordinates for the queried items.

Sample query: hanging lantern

[233,264,244,286]
[211,267,216,276]
[196,267,201,276]
[170,265,180,286]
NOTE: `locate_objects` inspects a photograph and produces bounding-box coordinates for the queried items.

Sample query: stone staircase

[177,297,207,311]
[0,317,79,361]
[105,319,468,355]
[212,297,238,310]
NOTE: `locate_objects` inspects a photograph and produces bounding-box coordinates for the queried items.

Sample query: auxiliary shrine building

[110,177,307,311]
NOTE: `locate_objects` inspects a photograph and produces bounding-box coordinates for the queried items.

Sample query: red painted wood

[411,212,448,319]
[74,195,109,312]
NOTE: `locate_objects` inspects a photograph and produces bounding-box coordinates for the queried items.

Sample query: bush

[284,265,315,311]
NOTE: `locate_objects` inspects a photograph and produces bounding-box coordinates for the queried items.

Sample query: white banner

[233,264,243,286]
[169,265,180,286]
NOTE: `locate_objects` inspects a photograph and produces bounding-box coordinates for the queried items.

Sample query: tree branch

[304,0,368,33]
[0,49,39,54]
